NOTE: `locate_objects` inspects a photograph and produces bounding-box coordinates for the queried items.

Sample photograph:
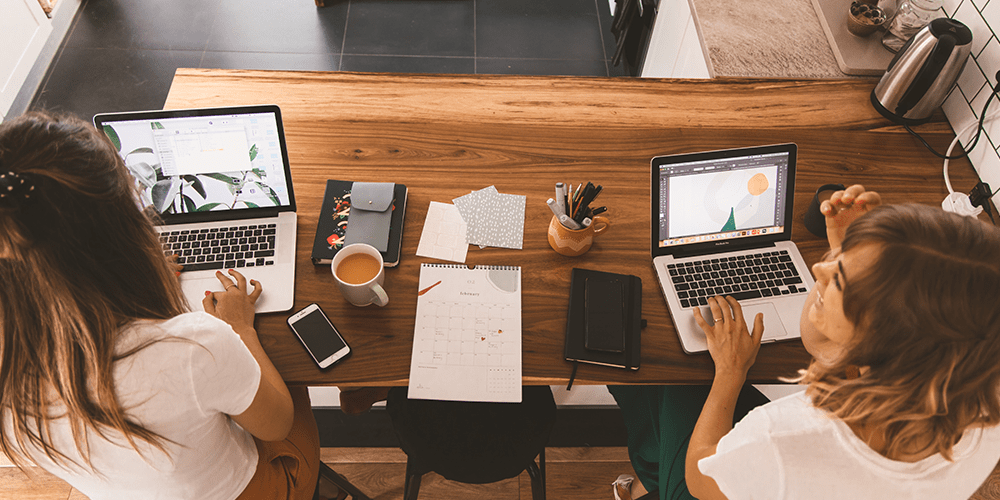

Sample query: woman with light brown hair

[612,185,1000,499]
[0,112,324,499]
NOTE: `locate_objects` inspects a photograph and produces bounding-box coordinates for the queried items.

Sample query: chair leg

[540,448,546,493]
[526,449,546,500]
[403,459,423,500]
[318,462,372,500]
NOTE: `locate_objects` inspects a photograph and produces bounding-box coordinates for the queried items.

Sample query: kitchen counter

[690,0,870,78]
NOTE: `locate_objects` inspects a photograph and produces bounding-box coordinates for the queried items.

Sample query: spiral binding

[421,263,520,271]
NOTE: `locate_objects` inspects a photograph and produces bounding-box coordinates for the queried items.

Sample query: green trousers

[608,385,769,500]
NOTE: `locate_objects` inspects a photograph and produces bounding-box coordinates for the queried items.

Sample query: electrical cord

[942,108,1000,194]
[907,77,998,160]
[941,105,1000,222]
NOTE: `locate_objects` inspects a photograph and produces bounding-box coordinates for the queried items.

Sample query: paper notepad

[408,263,522,402]
[452,186,526,250]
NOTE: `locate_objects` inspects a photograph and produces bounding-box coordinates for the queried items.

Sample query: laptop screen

[95,106,294,222]
[651,144,796,256]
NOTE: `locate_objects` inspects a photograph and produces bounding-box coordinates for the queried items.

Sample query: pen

[418,280,442,296]
[573,182,597,224]
[571,183,584,217]
[555,183,566,216]
[591,206,607,216]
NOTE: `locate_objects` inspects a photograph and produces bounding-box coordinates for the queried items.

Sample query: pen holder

[547,215,610,257]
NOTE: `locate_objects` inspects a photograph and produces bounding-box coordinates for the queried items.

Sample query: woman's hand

[202,269,262,334]
[821,184,881,251]
[693,296,764,379]
[166,253,183,277]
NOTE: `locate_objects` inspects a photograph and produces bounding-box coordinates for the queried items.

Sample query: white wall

[941,0,1000,205]
[1,0,52,121]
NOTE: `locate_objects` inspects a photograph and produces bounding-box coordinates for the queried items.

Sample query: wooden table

[164,69,982,387]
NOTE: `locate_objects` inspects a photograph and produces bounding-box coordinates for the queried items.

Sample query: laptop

[650,143,815,354]
[94,105,297,313]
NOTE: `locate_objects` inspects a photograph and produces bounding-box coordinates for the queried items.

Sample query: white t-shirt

[699,391,1000,500]
[4,312,262,500]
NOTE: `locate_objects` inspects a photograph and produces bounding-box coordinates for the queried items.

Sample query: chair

[385,386,557,500]
[314,462,371,500]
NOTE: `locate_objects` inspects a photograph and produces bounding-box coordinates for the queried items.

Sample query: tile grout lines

[340,0,352,71]
[473,0,478,74]
[594,0,611,76]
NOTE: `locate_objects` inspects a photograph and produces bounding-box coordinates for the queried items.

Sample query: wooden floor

[1,447,648,500]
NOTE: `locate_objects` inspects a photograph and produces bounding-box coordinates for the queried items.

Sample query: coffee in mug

[331,243,389,307]
[336,253,382,285]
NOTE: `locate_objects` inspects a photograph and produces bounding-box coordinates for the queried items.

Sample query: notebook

[650,143,816,353]
[408,263,522,403]
[563,268,642,387]
[94,105,297,313]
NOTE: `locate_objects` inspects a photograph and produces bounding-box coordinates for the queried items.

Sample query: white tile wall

[943,0,1000,205]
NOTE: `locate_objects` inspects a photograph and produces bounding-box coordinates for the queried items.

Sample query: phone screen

[289,307,348,365]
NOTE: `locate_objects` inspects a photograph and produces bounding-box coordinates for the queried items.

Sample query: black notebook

[310,180,407,267]
[564,268,642,377]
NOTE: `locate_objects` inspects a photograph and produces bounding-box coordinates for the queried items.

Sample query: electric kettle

[871,18,972,125]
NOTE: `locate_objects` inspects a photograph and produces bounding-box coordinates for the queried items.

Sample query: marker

[559,214,582,230]
[547,198,564,219]
[582,217,592,227]
[555,183,566,216]
[591,206,607,216]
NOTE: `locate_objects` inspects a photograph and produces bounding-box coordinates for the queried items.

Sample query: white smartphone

[286,303,351,369]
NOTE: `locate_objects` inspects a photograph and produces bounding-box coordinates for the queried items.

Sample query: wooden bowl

[847,1,887,37]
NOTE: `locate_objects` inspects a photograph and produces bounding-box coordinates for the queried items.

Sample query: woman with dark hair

[612,185,1000,499]
[0,112,323,499]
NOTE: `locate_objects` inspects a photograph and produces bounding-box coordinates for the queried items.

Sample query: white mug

[331,243,389,307]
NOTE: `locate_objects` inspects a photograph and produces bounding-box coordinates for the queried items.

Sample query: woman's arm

[686,296,764,500]
[203,270,294,442]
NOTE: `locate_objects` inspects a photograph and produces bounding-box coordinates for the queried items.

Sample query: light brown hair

[0,112,189,470]
[800,204,1000,460]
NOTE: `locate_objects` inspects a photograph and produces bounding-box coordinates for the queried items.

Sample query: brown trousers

[236,386,321,500]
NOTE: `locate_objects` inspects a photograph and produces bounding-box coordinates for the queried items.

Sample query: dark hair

[802,204,1000,460]
[0,112,189,470]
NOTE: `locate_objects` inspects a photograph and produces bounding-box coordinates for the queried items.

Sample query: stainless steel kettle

[871,18,973,125]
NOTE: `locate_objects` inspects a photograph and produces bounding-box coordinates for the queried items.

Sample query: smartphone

[286,304,351,369]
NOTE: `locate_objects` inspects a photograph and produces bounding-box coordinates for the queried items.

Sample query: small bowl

[847,1,887,37]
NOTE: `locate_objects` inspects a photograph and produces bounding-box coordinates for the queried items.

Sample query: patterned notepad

[408,263,522,403]
[452,186,526,250]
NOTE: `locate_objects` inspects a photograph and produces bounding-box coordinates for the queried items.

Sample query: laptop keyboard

[668,250,808,308]
[160,224,277,273]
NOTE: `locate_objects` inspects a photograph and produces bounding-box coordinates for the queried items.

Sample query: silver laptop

[94,105,297,313]
[650,144,815,353]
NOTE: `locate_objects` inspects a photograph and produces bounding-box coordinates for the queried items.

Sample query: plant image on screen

[103,123,281,214]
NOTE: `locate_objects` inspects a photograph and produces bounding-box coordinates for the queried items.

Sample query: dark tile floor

[30,0,623,121]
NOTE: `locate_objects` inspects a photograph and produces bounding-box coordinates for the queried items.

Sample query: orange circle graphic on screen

[747,173,769,196]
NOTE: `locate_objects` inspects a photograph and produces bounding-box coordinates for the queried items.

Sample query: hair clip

[0,171,36,205]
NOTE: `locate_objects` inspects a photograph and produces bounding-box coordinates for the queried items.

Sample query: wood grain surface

[164,69,982,387]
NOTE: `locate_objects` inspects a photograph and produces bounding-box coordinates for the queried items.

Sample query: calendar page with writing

[408,263,522,402]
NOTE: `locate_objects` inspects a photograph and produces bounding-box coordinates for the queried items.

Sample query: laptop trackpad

[701,302,788,341]
[744,303,788,341]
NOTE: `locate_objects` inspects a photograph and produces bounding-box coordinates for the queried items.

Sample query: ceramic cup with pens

[547,215,611,257]
[332,243,389,307]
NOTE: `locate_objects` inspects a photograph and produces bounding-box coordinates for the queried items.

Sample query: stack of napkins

[416,186,526,263]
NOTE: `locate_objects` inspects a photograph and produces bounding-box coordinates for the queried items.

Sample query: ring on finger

[225,284,237,291]
[714,317,725,323]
